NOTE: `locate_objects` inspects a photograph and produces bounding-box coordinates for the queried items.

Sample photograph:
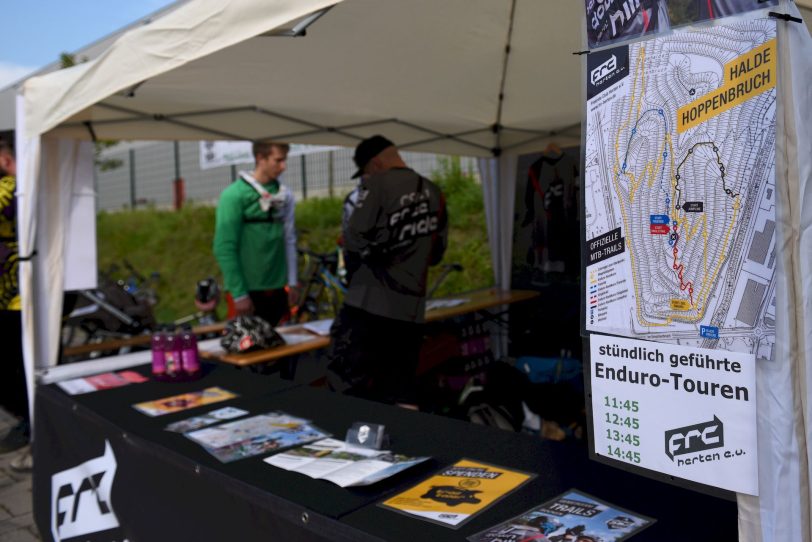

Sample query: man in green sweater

[213,141,298,325]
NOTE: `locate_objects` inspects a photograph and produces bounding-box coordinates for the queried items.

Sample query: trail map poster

[584,15,777,359]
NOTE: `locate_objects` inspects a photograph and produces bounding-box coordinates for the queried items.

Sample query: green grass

[96,161,492,322]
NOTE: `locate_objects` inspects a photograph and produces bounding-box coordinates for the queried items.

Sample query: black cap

[352,135,394,178]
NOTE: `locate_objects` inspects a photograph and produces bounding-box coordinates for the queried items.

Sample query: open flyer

[468,489,654,542]
[380,459,534,528]
[132,387,237,416]
[264,438,430,487]
[58,370,148,395]
[185,411,329,463]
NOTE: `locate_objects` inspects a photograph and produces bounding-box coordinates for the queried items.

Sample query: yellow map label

[677,39,776,132]
[670,299,692,311]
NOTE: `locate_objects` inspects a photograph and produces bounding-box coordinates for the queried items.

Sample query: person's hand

[287,285,300,306]
[233,295,254,316]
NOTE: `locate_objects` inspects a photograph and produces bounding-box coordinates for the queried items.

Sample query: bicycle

[60,263,159,361]
[292,247,466,323]
[116,258,160,308]
[291,248,347,324]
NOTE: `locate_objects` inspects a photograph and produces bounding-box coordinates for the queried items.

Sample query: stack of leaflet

[58,370,148,395]
[265,438,429,487]
[186,411,329,463]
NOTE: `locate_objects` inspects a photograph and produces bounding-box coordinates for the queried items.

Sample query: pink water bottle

[164,326,182,377]
[180,324,200,377]
[151,326,167,377]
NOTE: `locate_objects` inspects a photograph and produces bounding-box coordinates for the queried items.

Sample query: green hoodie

[213,176,297,298]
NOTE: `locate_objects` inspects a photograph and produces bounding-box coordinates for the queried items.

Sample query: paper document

[380,459,534,528]
[278,331,320,345]
[58,370,148,395]
[186,411,329,463]
[265,438,429,487]
[426,299,469,311]
[164,406,249,433]
[301,319,333,336]
[468,489,654,542]
[132,387,237,417]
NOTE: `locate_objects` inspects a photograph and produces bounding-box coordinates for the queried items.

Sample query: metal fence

[96,141,480,211]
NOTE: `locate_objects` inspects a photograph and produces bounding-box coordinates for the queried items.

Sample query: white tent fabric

[738,4,812,540]
[13,0,812,540]
[15,94,95,423]
[479,155,519,292]
[478,153,519,358]
[21,0,582,155]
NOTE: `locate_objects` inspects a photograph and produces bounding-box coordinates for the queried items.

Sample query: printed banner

[380,459,534,528]
[584,15,777,360]
[590,334,757,495]
[585,0,777,48]
[468,489,654,542]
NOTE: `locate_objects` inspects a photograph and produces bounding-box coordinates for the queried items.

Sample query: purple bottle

[180,324,200,377]
[151,326,167,377]
[164,325,182,377]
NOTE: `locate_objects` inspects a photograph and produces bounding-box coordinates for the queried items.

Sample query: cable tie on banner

[768,12,803,23]
[572,50,590,55]
[18,250,38,262]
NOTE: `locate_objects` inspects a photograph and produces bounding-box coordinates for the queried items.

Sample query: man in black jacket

[328,135,448,405]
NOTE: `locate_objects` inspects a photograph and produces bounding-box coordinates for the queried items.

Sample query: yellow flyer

[380,459,534,528]
[132,387,238,417]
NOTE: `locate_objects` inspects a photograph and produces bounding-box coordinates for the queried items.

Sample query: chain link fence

[96,141,479,211]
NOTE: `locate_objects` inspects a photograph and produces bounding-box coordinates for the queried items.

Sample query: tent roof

[22,0,585,157]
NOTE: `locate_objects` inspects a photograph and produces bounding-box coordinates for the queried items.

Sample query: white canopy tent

[14,1,812,540]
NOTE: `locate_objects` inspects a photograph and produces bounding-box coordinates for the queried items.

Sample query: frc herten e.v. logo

[591,54,617,86]
[664,415,724,462]
[51,440,120,542]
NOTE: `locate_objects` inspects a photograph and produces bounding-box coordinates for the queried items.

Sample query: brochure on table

[132,387,237,417]
[425,298,469,312]
[301,319,333,336]
[265,438,429,487]
[185,411,329,463]
[58,370,148,395]
[468,489,654,542]
[165,406,249,433]
[590,334,757,495]
[380,459,534,528]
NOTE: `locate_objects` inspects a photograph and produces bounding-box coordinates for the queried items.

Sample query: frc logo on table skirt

[51,440,120,541]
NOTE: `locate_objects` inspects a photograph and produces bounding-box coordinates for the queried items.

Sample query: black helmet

[220,316,285,353]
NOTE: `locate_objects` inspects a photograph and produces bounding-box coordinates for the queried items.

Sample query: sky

[1,0,177,88]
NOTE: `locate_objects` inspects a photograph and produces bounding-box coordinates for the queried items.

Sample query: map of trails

[584,16,776,359]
